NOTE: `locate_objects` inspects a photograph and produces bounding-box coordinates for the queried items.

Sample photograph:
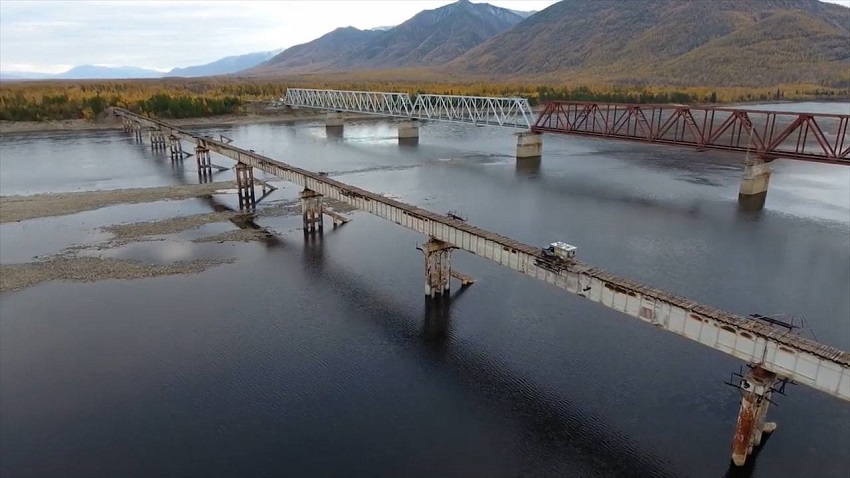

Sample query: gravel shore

[0,182,235,224]
[0,256,235,293]
[0,185,355,293]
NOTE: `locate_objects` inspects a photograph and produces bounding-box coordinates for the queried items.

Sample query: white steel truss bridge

[283,88,535,129]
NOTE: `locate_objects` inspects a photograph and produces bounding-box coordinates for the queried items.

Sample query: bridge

[114,108,849,468]
[281,88,850,211]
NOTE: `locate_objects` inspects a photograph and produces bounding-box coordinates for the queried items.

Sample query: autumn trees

[0,77,845,122]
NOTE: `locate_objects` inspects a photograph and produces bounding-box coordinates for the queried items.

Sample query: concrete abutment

[517,131,543,160]
[738,160,771,211]
[326,112,344,137]
[398,120,419,145]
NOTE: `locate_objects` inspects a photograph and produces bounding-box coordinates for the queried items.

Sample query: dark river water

[1,102,849,477]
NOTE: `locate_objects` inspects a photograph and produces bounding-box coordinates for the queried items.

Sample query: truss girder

[284,88,532,129]
[531,101,850,165]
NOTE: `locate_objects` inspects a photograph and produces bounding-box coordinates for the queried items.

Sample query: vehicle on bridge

[542,241,577,261]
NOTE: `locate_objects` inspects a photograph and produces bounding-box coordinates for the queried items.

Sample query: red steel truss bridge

[531,101,850,165]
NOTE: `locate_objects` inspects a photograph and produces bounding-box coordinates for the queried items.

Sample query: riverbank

[0,108,385,135]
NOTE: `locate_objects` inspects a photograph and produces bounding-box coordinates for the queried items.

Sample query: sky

[0,0,559,74]
[1,0,848,74]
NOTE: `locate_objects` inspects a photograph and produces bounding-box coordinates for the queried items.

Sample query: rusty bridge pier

[418,238,454,298]
[730,365,779,466]
[195,145,212,182]
[131,121,142,141]
[300,188,324,233]
[148,128,167,151]
[235,162,256,211]
[168,135,183,161]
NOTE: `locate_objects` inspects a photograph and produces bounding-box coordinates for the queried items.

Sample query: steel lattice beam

[284,88,533,129]
[531,101,850,165]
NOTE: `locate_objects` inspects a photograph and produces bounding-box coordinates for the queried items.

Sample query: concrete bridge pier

[731,366,778,466]
[418,238,454,298]
[517,131,543,160]
[235,162,256,210]
[195,145,212,181]
[300,188,324,233]
[398,119,420,145]
[168,135,183,161]
[738,159,772,211]
[326,112,344,137]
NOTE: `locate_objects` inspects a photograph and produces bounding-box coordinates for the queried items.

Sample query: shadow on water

[295,232,679,477]
[197,194,286,250]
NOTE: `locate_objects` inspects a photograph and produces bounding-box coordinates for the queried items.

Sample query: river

[1,102,848,477]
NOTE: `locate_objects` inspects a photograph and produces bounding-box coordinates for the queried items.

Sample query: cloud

[0,0,558,72]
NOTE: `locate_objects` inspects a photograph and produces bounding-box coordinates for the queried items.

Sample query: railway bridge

[282,88,850,211]
[114,108,849,468]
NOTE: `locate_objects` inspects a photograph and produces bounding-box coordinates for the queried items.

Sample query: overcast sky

[1,0,848,74]
[0,0,558,73]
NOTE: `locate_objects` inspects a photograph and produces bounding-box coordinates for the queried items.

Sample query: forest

[0,77,846,122]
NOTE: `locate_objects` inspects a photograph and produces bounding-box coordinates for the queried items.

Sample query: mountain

[448,0,850,87]
[257,27,383,73]
[167,50,282,77]
[0,71,55,81]
[53,65,165,79]
[251,0,527,74]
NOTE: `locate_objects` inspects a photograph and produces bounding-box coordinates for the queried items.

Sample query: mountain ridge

[447,0,850,87]
[253,0,529,74]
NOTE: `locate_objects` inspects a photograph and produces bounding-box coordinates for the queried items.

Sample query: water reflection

[292,234,679,477]
[515,156,542,178]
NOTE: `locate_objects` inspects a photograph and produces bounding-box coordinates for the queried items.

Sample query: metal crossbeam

[412,94,533,128]
[284,88,413,116]
[284,88,532,129]
[532,101,850,165]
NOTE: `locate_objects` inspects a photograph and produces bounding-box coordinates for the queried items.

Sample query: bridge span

[114,108,849,467]
[282,88,850,212]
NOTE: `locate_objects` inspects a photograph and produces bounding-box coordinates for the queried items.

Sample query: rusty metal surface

[531,101,850,165]
[112,108,850,375]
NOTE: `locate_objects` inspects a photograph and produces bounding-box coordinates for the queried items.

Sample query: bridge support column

[149,129,167,151]
[300,189,323,233]
[398,120,419,145]
[195,146,212,181]
[730,366,778,466]
[168,135,183,161]
[738,160,771,211]
[235,162,256,210]
[418,238,453,298]
[326,112,344,137]
[517,131,543,160]
[133,121,142,142]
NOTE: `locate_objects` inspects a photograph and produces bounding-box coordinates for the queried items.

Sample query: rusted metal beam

[532,101,850,165]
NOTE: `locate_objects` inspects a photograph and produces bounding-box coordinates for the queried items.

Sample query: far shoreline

[0,109,387,135]
[2,97,847,135]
